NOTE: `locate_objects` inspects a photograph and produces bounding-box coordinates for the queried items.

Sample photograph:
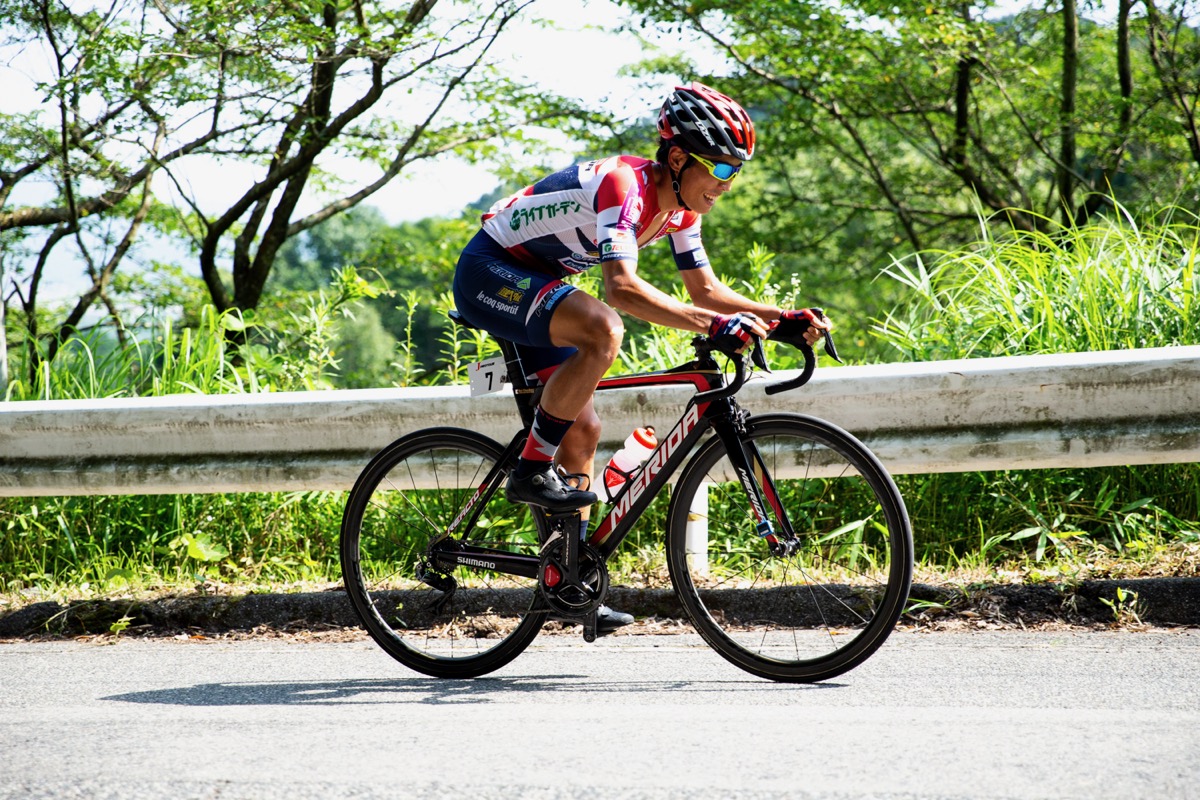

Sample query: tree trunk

[1059,0,1079,226]
[0,256,8,395]
[1145,0,1200,168]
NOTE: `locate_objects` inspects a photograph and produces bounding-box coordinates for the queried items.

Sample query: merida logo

[610,404,700,526]
[460,557,497,570]
[737,466,768,522]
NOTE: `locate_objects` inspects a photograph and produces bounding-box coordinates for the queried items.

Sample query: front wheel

[666,414,913,682]
[340,427,546,678]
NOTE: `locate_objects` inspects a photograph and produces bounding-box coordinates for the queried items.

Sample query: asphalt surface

[2,630,1198,799]
[2,577,1199,639]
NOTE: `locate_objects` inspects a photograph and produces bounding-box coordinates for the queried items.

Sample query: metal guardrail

[1,346,1198,497]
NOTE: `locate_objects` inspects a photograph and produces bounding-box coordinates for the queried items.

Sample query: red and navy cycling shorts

[452,230,578,381]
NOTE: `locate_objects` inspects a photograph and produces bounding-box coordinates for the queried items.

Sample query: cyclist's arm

[679,265,784,321]
[602,259,716,333]
[665,214,785,323]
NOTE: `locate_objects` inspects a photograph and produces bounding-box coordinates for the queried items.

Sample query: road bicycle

[340,311,913,683]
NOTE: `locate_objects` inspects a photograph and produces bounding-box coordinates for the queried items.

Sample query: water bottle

[603,426,658,501]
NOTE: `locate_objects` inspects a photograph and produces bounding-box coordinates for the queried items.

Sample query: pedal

[582,609,598,643]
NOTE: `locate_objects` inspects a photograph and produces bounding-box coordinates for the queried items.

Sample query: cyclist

[452,81,830,632]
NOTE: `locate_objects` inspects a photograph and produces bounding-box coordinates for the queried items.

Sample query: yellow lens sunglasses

[688,152,743,182]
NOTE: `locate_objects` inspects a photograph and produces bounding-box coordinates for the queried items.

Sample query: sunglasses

[688,152,743,182]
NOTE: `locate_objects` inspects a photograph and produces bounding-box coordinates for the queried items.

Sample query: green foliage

[1,491,345,597]
[876,204,1200,568]
[620,0,1200,286]
[8,0,1200,597]
[874,205,1200,360]
[4,266,387,401]
[268,207,478,381]
[6,211,1199,598]
[1,0,597,368]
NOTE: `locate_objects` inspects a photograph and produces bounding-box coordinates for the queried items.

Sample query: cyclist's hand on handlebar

[769,308,842,363]
[770,309,831,347]
[708,312,768,354]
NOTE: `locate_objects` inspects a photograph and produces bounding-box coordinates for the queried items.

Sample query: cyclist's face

[671,148,742,214]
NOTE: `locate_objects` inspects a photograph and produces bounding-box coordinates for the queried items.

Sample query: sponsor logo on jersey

[508,200,584,231]
[476,290,519,315]
[488,264,527,285]
[617,194,643,229]
[601,239,636,257]
[527,282,574,322]
[497,286,524,303]
[561,252,599,272]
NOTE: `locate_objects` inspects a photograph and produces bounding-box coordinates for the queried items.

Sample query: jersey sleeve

[667,212,710,271]
[594,163,642,265]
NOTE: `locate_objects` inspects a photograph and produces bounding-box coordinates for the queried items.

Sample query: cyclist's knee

[579,307,623,363]
[551,293,623,362]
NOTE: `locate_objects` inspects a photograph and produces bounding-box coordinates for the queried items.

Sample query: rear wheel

[340,428,545,678]
[666,414,912,682]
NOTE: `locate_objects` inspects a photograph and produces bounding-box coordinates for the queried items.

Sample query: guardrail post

[685,481,711,576]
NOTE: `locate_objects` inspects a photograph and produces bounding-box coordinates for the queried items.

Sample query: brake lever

[821,328,842,363]
[751,336,770,372]
[807,308,842,364]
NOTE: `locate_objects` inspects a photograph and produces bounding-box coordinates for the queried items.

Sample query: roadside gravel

[2,576,1197,640]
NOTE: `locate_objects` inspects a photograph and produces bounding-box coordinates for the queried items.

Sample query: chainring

[537,537,609,618]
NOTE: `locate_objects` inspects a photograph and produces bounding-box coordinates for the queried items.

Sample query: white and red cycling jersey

[479,155,710,277]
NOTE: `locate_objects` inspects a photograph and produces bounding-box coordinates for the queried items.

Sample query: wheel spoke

[340,431,545,678]
[667,416,912,683]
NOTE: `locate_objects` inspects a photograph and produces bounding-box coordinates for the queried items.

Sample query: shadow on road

[102,675,841,706]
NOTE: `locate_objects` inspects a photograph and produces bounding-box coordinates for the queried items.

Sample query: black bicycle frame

[433,348,781,579]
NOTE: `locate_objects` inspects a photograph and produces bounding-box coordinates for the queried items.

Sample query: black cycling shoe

[505,466,598,512]
[551,605,635,636]
[595,605,635,635]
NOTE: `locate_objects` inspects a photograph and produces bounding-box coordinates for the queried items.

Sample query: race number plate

[468,357,508,396]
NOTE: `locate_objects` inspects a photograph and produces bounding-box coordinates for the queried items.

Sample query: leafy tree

[0,0,590,386]
[268,204,477,379]
[622,0,1200,246]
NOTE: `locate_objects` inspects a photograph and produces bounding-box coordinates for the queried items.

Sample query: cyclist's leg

[518,346,602,489]
[525,293,621,509]
[453,245,606,510]
[514,352,630,633]
[452,231,622,426]
[539,290,623,422]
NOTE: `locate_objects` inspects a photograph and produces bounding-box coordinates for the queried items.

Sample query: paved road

[1,629,1197,799]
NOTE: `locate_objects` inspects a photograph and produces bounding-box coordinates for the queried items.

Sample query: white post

[684,481,710,576]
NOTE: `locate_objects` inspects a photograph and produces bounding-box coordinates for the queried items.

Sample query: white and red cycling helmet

[657,81,756,161]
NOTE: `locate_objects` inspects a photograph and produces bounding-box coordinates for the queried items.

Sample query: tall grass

[1,268,382,596]
[874,205,1199,359]
[873,205,1200,573]
[3,213,1199,601]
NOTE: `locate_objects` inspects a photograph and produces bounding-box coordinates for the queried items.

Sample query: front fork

[711,411,798,557]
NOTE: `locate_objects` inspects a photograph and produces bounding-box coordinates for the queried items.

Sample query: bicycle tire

[665,413,913,682]
[340,427,546,678]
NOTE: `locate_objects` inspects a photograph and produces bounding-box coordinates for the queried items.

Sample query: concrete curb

[2,577,1198,638]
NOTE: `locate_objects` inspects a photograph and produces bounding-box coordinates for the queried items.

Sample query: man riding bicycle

[452,82,830,632]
